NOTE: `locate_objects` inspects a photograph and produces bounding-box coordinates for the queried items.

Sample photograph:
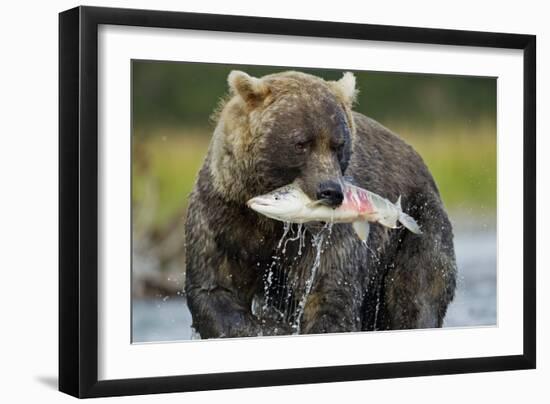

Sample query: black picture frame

[59,5,536,398]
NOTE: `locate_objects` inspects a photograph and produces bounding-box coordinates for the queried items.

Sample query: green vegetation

[393,121,497,212]
[132,129,208,228]
[133,62,496,133]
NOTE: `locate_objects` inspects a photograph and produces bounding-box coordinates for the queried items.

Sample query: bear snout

[316,180,344,207]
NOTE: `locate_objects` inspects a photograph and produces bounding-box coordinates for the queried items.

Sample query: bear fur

[184,70,457,338]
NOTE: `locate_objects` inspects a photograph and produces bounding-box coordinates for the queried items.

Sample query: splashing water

[262,222,291,314]
[274,223,306,314]
[277,222,292,250]
[359,237,383,329]
[291,222,332,333]
[259,220,335,334]
[297,225,306,256]
[282,223,303,254]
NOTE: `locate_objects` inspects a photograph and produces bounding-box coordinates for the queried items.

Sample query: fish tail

[399,211,422,234]
[395,196,422,235]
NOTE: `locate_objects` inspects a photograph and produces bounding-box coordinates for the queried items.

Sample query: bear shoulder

[349,111,439,198]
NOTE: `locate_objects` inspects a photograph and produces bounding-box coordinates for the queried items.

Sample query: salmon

[247,181,422,241]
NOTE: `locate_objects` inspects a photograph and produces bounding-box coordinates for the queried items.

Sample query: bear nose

[316,180,344,207]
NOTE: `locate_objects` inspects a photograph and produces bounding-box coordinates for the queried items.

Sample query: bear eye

[294,141,310,153]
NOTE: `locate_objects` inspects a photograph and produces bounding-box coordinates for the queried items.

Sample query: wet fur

[185,71,456,338]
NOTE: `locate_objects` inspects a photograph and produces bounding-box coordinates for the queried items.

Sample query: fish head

[247,185,309,222]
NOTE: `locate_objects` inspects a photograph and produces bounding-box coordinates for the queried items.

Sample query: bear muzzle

[316,180,344,208]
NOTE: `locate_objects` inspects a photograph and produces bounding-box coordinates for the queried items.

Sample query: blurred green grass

[132,128,208,228]
[132,122,496,228]
[393,120,496,213]
[133,63,496,131]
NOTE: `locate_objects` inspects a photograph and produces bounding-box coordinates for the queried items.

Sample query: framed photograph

[59,6,536,398]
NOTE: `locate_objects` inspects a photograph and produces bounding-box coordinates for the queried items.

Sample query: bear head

[210,70,358,206]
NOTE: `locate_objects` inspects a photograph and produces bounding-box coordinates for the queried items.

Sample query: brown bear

[184,70,457,338]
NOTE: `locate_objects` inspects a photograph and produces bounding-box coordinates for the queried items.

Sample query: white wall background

[0,0,546,402]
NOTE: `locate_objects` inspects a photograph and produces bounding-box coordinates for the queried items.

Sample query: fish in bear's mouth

[247,180,422,242]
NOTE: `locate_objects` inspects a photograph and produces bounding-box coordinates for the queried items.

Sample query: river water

[132,231,496,342]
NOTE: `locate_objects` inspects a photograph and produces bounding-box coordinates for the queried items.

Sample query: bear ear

[227,70,269,106]
[330,72,358,106]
